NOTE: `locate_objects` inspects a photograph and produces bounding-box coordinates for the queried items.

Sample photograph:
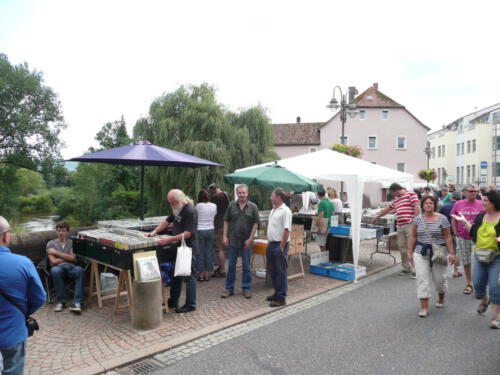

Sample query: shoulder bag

[0,287,39,337]
[422,215,449,266]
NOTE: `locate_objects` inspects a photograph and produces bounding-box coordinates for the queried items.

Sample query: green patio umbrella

[223,163,323,192]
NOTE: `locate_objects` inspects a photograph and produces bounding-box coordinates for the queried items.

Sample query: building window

[461,166,464,184]
[456,167,460,184]
[397,162,405,172]
[368,136,377,149]
[467,165,471,183]
[467,140,471,153]
[339,136,348,144]
[472,139,476,152]
[382,110,389,120]
[309,147,318,153]
[496,136,500,150]
[359,110,366,120]
[438,168,441,183]
[461,142,465,155]
[438,146,441,157]
[472,165,476,185]
[396,136,407,149]
[456,143,460,156]
[432,147,435,158]
[442,145,445,157]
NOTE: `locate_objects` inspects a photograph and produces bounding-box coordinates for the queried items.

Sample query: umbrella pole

[140,165,145,220]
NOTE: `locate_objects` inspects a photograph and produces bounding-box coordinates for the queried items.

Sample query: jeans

[0,341,25,375]
[197,229,215,272]
[266,241,289,301]
[50,264,85,304]
[169,256,197,308]
[472,254,500,305]
[225,245,252,292]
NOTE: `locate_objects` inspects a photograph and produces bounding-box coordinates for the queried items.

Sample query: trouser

[0,341,25,375]
[396,224,413,272]
[472,254,500,304]
[213,227,226,268]
[169,256,197,308]
[414,253,448,298]
[225,245,252,292]
[266,241,289,301]
[50,264,85,304]
[197,229,215,272]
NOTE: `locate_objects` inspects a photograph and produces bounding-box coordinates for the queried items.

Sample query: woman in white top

[196,190,217,281]
[327,187,343,213]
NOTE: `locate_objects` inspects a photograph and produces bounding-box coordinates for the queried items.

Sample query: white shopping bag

[174,234,192,277]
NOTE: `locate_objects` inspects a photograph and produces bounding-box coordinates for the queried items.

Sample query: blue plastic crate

[326,263,356,281]
[330,225,351,236]
[309,263,338,277]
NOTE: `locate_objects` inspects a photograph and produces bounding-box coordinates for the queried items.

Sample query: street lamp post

[424,141,431,169]
[327,86,358,195]
[326,86,358,145]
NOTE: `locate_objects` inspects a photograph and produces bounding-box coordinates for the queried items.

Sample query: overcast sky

[1,0,499,159]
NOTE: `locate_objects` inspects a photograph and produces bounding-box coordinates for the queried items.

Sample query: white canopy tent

[236,149,414,281]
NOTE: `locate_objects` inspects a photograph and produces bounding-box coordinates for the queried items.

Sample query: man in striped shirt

[373,183,421,277]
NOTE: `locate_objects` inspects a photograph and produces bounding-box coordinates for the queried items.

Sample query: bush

[18,195,54,214]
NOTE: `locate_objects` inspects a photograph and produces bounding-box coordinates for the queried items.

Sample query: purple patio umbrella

[69,141,223,219]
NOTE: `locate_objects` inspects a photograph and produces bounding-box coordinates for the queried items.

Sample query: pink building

[273,83,429,202]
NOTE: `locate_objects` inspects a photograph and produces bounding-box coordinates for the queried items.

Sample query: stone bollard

[131,279,162,330]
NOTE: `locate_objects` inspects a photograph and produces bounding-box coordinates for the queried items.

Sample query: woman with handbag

[409,195,457,318]
[452,190,500,329]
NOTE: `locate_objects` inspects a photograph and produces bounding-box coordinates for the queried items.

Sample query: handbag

[0,287,39,337]
[174,234,192,277]
[421,216,449,266]
[475,248,497,264]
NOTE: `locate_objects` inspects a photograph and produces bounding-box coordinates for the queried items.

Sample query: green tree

[0,53,66,169]
[15,168,48,195]
[133,83,278,214]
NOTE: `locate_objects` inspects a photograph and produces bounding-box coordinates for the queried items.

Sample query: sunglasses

[467,190,478,193]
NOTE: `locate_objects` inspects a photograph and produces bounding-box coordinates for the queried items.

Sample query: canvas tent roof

[235,149,414,281]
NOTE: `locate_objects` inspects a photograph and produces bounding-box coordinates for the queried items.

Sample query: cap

[0,216,11,235]
[207,183,217,191]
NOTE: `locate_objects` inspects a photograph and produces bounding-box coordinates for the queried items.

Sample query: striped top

[388,190,420,226]
[412,214,450,254]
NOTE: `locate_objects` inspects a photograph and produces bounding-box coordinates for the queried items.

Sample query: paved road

[147,267,499,375]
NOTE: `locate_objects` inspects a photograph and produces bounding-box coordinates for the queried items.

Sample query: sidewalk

[26,240,401,375]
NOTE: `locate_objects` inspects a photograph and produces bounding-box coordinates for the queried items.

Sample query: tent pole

[140,165,145,220]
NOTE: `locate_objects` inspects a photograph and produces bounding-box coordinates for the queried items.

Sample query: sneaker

[174,305,196,314]
[243,291,252,299]
[269,299,286,308]
[266,294,278,302]
[411,272,417,279]
[221,290,234,298]
[69,303,82,315]
[54,302,65,312]
[399,270,412,276]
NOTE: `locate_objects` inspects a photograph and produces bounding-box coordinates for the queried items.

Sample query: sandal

[418,309,428,318]
[490,319,500,329]
[463,285,473,295]
[453,272,463,277]
[477,301,490,314]
[204,275,210,281]
[435,301,445,308]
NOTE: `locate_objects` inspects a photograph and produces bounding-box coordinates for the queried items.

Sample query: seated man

[47,221,84,314]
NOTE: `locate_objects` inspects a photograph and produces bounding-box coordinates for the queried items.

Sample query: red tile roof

[351,86,403,108]
[273,122,323,145]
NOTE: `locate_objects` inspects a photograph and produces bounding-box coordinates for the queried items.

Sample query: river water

[18,215,59,232]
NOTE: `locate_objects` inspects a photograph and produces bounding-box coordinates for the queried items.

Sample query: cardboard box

[310,251,329,265]
[310,217,329,233]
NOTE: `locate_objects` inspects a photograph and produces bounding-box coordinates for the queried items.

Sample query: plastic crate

[330,225,351,236]
[111,248,135,269]
[309,262,340,277]
[340,263,367,278]
[327,264,356,281]
[72,237,86,257]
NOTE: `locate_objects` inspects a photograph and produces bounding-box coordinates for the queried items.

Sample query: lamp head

[326,97,340,110]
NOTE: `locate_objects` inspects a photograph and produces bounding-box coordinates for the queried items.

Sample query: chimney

[348,87,358,102]
[296,116,301,123]
[373,82,379,90]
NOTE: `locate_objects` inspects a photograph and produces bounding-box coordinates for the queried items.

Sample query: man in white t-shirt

[266,188,293,307]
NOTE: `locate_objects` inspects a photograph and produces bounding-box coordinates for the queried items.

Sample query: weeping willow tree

[133,83,278,215]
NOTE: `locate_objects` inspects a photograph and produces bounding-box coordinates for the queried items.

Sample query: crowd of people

[377,182,500,328]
